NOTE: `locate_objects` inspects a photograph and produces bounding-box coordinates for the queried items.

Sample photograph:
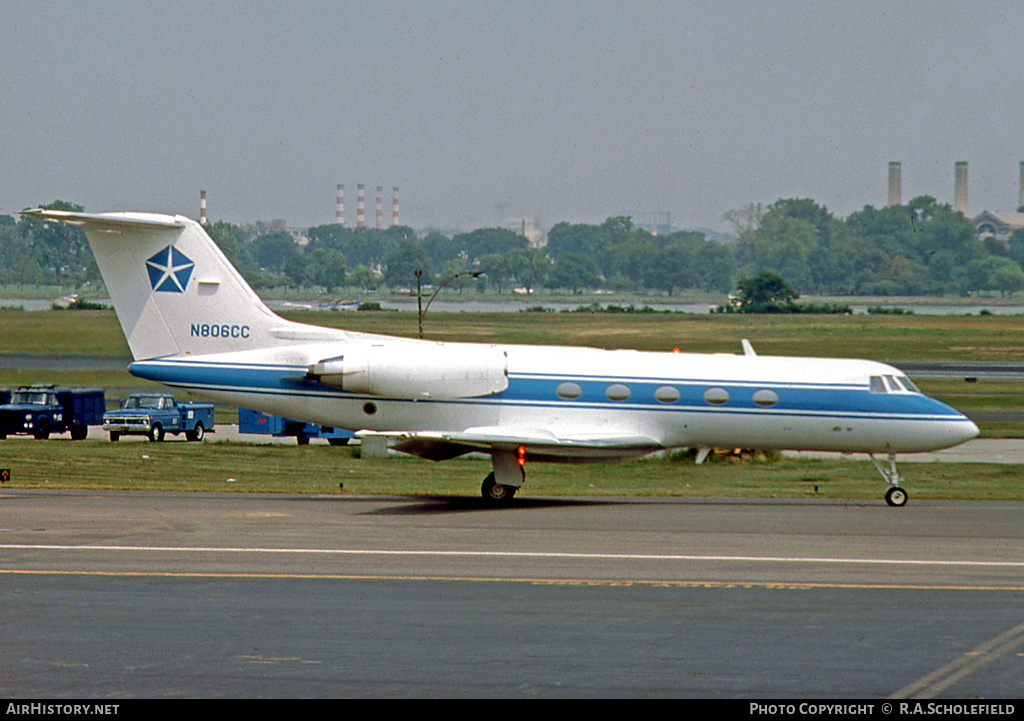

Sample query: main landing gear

[481,449,526,504]
[870,453,908,507]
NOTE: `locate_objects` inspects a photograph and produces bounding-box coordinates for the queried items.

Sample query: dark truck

[103,393,214,442]
[0,385,106,440]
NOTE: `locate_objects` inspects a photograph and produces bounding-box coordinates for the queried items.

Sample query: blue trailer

[238,407,353,445]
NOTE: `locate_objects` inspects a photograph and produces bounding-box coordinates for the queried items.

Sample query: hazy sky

[3,1,1023,233]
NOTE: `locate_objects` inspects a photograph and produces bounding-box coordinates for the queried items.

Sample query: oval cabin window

[655,385,680,403]
[605,383,631,401]
[752,389,779,407]
[556,381,583,400]
[703,387,730,405]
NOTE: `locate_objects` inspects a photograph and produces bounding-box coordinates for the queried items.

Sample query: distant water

[271,298,1024,316]
[4,296,1024,315]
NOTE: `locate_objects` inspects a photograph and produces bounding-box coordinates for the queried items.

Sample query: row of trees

[728,196,1024,297]
[194,214,735,296]
[5,196,1024,298]
[0,201,101,288]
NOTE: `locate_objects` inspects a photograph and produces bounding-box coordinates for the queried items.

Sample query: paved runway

[2,490,1023,697]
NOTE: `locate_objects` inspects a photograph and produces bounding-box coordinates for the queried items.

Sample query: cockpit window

[896,375,920,393]
[870,375,921,394]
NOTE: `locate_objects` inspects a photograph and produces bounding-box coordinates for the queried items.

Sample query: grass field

[2,438,1022,501]
[0,307,1021,499]
[4,306,1024,358]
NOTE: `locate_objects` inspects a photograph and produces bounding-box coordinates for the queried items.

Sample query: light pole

[414,269,424,339]
[417,268,484,339]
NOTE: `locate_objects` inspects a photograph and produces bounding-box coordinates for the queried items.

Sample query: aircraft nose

[931,413,980,450]
[920,401,980,451]
[954,416,981,445]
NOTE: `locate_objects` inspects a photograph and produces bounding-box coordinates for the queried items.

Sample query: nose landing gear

[871,453,908,507]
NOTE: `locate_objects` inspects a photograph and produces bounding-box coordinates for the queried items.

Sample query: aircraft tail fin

[22,209,340,360]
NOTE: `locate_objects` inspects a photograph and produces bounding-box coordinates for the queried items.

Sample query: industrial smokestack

[954,161,968,215]
[888,162,902,206]
[200,190,207,225]
[376,186,383,230]
[357,184,365,228]
[1019,162,1024,213]
[392,186,400,226]
[336,184,345,225]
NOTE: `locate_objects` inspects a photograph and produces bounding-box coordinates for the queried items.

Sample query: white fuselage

[129,337,980,459]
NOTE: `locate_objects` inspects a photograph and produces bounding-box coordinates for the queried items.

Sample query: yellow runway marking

[2,543,1024,568]
[3,543,1023,590]
[891,620,1024,698]
[2,568,1024,592]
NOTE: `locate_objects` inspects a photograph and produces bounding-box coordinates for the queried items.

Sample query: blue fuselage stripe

[129,360,968,422]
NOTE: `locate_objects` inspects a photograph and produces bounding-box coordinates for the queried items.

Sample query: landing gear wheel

[481,472,516,503]
[871,453,909,507]
[885,486,908,507]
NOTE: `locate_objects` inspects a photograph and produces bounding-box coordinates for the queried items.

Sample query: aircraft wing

[358,426,663,462]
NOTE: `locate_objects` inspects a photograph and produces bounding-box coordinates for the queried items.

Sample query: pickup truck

[238,407,353,445]
[103,393,214,442]
[0,385,106,440]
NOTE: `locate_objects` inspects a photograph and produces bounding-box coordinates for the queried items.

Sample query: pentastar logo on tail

[146,246,194,293]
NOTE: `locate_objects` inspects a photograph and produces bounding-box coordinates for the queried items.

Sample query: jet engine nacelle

[308,342,508,400]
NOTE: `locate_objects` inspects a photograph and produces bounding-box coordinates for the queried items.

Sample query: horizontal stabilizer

[21,209,186,232]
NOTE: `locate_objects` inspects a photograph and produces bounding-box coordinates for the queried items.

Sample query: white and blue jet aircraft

[24,208,979,506]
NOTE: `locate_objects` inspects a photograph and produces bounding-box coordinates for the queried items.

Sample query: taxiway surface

[2,490,1023,697]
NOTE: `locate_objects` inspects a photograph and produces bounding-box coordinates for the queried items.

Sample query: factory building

[888,161,1024,245]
